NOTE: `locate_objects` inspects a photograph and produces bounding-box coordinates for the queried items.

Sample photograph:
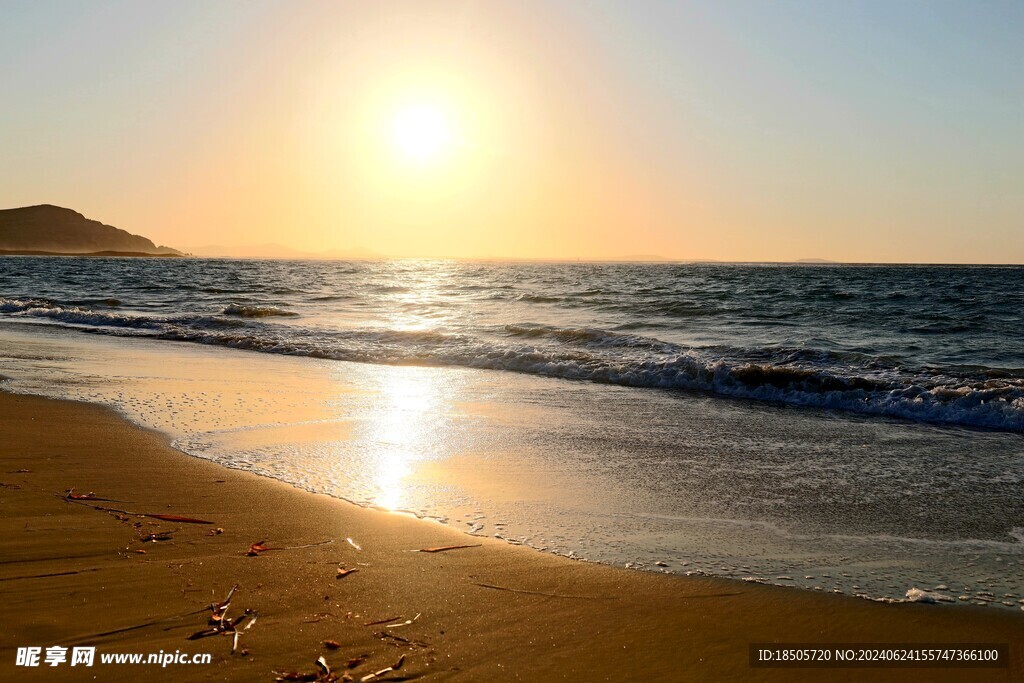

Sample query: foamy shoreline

[2,389,1024,681]
[2,320,1023,614]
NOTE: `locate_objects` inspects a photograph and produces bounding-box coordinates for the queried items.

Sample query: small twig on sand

[360,655,406,682]
[139,530,177,543]
[210,583,238,620]
[229,612,257,655]
[59,496,214,524]
[412,544,481,554]
[374,632,429,649]
[303,612,335,624]
[472,583,608,600]
[282,540,335,551]
[190,609,253,640]
[274,656,335,682]
[67,607,208,644]
[64,488,121,502]
[382,614,420,628]
[247,539,334,556]
[0,567,104,582]
[147,514,214,524]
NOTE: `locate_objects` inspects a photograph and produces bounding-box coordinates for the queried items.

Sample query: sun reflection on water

[377,260,460,333]
[364,366,454,510]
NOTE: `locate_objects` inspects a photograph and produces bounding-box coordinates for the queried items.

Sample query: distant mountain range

[0,205,181,256]
[188,243,381,260]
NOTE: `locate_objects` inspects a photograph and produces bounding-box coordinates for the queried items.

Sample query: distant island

[0,205,181,256]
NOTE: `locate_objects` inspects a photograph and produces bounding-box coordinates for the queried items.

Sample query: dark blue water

[2,258,1023,430]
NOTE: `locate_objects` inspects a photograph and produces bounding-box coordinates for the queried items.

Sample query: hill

[0,205,181,255]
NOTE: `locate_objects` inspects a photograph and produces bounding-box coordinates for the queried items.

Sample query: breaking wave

[3,296,1022,432]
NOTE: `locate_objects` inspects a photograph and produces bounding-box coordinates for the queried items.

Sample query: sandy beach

[1,390,1021,681]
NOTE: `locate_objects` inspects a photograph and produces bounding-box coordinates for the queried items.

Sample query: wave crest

[3,297,1023,432]
[222,304,298,318]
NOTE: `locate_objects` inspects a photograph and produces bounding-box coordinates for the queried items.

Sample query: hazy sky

[1,0,1022,262]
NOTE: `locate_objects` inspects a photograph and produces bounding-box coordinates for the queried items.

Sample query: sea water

[1,258,1022,608]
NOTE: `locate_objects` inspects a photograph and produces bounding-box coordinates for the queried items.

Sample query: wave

[504,323,676,351]
[72,297,122,308]
[3,297,1023,432]
[0,297,247,330]
[515,293,562,304]
[222,304,298,318]
[605,299,727,317]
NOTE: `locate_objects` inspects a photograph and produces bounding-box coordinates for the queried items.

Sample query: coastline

[1,390,1021,681]
[0,250,182,258]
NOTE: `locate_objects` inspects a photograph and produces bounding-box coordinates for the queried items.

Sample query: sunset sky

[1,0,1022,262]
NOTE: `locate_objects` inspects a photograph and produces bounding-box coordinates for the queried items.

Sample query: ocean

[1,258,1022,608]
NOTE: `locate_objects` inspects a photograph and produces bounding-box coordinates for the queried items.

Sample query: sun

[391,103,453,164]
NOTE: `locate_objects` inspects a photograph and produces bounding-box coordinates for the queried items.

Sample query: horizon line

[173,253,1024,267]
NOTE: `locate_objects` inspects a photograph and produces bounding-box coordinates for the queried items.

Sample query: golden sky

[1,1,1022,262]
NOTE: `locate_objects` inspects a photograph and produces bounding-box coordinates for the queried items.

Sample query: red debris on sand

[246,541,272,556]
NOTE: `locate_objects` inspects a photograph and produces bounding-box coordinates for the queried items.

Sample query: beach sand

[0,391,1021,681]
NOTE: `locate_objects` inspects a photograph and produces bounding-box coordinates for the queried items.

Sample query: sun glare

[391,103,453,164]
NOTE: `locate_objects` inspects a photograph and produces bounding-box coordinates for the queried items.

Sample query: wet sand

[0,391,1021,681]
[4,322,1022,607]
